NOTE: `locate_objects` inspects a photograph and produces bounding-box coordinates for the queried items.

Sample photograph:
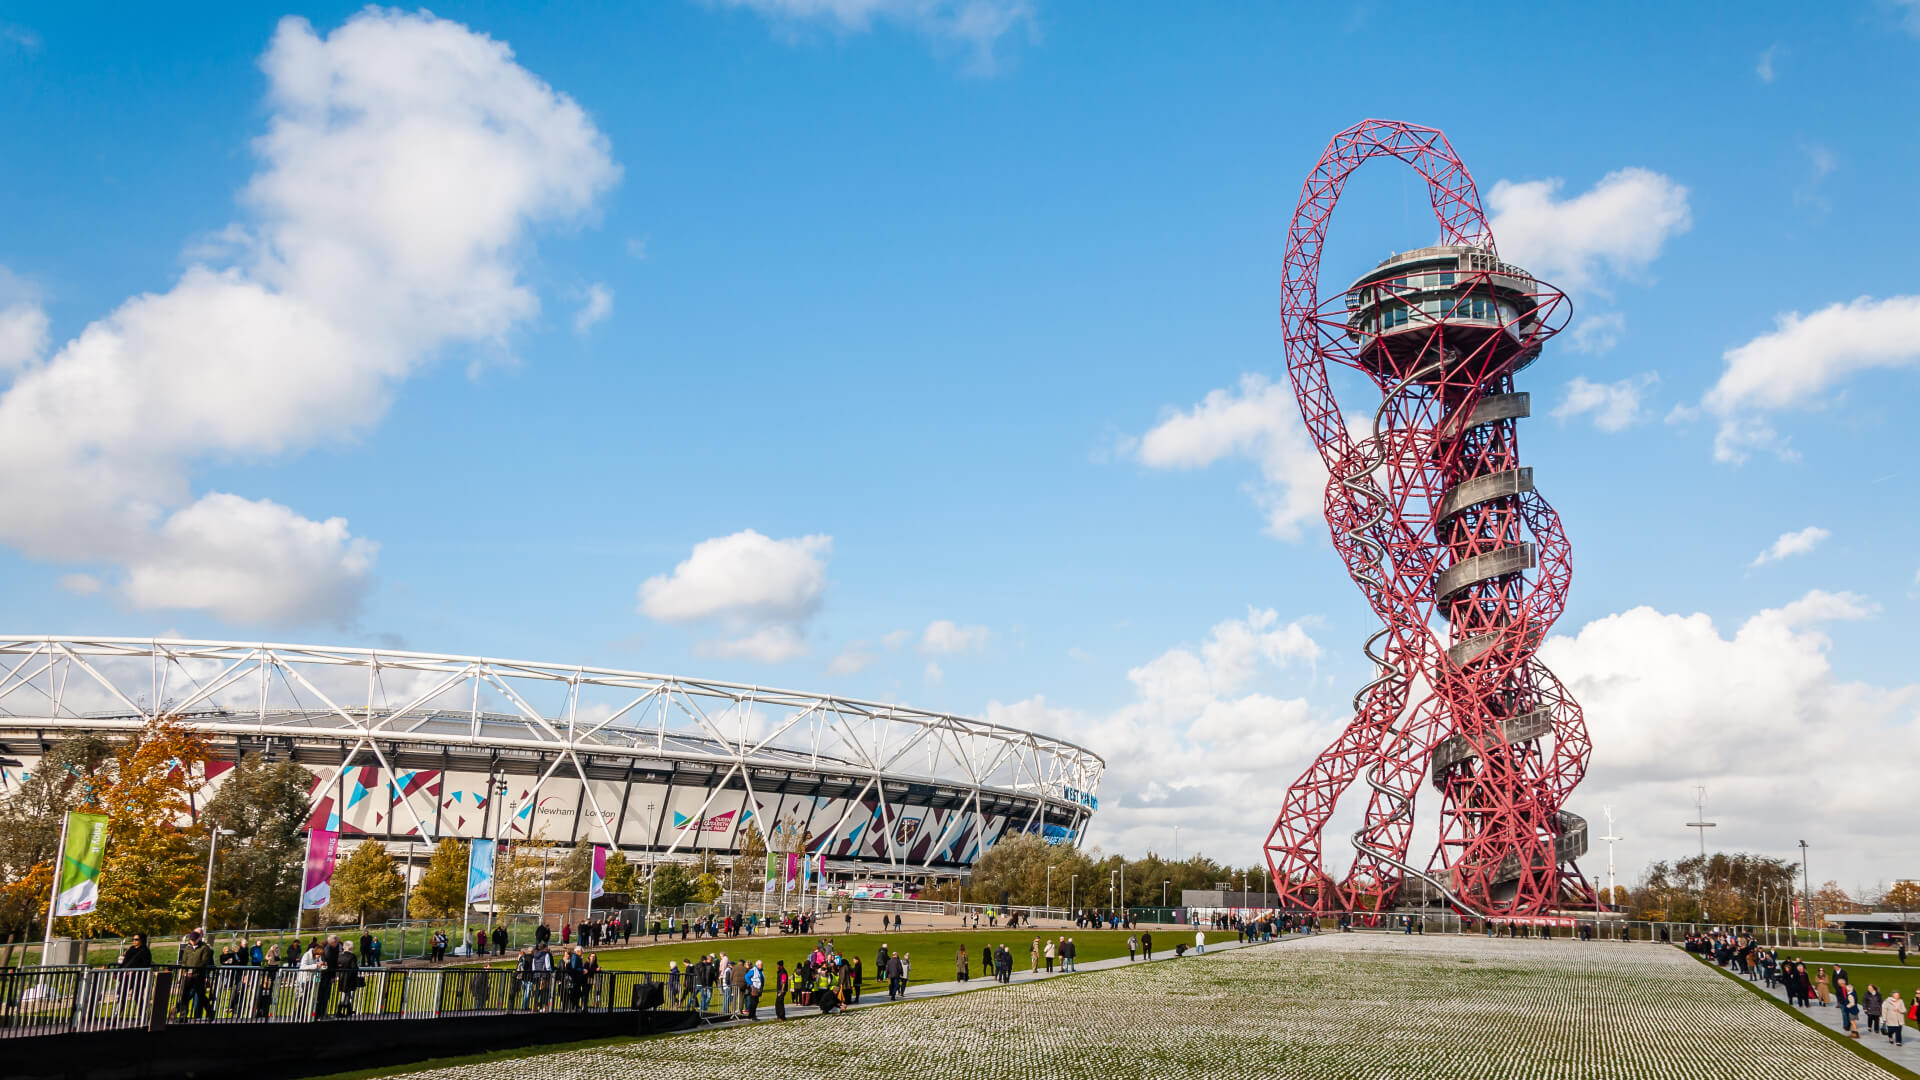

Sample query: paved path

[1713,960,1914,1074]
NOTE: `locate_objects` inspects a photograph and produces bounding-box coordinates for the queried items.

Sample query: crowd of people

[1689,932,1913,1048]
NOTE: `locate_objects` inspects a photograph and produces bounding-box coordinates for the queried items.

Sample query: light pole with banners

[1047,866,1054,913]
[200,827,237,934]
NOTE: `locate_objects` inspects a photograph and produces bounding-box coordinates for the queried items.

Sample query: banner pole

[42,812,71,966]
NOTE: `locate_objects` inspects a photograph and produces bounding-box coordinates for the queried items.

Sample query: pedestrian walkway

[1714,961,1913,1074]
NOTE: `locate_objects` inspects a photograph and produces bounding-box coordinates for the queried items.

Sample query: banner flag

[786,852,799,890]
[589,845,607,901]
[467,838,496,905]
[764,851,777,893]
[52,811,108,917]
[300,828,339,911]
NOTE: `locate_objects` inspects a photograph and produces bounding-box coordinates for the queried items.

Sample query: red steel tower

[1262,120,1594,919]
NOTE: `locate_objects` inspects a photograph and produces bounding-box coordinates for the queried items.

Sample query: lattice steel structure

[1262,120,1593,918]
[0,637,1102,875]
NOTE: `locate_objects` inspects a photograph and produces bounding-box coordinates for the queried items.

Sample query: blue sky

[1,1,1917,889]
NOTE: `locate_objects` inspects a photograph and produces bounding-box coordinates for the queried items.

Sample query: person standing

[774,960,789,1020]
[1030,937,1040,974]
[745,960,763,1020]
[1196,929,1207,955]
[1126,934,1137,962]
[956,945,969,983]
[177,930,215,1020]
[1043,937,1055,973]
[317,934,342,1020]
[1064,937,1076,972]
[887,950,905,1000]
[1141,931,1153,960]
[1867,985,1885,1035]
[1885,991,1906,1046]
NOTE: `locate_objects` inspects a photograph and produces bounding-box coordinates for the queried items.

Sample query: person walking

[1839,978,1861,1038]
[1064,937,1077,972]
[1030,937,1040,974]
[1127,934,1137,962]
[1884,990,1906,1046]
[887,951,905,1000]
[177,930,215,1020]
[1817,966,1833,1007]
[956,945,969,983]
[336,946,360,1017]
[1867,985,1885,1035]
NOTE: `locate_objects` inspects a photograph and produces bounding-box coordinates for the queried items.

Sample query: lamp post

[1069,874,1076,916]
[1798,839,1812,944]
[645,802,657,923]
[1163,879,1171,909]
[1173,826,1180,863]
[200,827,237,933]
[1047,866,1054,912]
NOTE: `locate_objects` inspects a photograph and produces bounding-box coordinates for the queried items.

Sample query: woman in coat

[956,945,969,983]
[1816,966,1833,1006]
[1030,938,1041,974]
[1043,938,1056,973]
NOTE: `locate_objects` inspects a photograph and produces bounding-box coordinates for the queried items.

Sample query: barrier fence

[0,963,665,1039]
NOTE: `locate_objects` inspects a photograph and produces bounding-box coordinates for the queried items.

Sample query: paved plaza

[404,934,1900,1080]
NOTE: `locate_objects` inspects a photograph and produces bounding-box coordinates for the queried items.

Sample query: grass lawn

[463,927,1202,977]
[374,936,1905,1080]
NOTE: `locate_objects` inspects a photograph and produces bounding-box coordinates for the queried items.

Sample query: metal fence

[0,964,665,1039]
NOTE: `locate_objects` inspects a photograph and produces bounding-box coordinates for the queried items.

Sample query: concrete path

[1717,961,1915,1074]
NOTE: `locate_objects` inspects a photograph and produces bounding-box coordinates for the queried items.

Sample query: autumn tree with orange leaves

[82,718,214,936]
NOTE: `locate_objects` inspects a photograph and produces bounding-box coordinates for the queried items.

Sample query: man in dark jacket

[886,953,905,1000]
[876,943,889,984]
[1141,930,1153,960]
[315,934,341,1018]
[493,924,509,955]
[176,930,215,1019]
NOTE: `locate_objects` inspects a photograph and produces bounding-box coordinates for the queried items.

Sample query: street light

[200,827,237,933]
[1070,874,1076,915]
[645,802,657,923]
[1047,865,1055,912]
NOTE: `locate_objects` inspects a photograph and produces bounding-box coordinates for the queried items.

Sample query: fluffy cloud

[827,640,877,676]
[1553,373,1657,432]
[1540,590,1916,887]
[1756,45,1779,82]
[1128,374,1326,541]
[1486,168,1692,292]
[1750,525,1830,567]
[920,619,989,655]
[985,607,1330,859]
[0,302,47,374]
[0,10,618,624]
[574,283,612,334]
[714,0,1034,73]
[1700,295,1920,463]
[638,529,831,660]
[123,494,377,626]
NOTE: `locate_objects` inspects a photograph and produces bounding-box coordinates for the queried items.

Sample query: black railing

[0,964,665,1038]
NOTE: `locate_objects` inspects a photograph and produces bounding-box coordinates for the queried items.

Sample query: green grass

[458,927,1199,977]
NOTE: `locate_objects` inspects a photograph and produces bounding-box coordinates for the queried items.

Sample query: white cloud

[1486,168,1691,292]
[638,530,830,623]
[1540,589,1916,887]
[1552,373,1657,432]
[715,0,1035,73]
[1701,295,1920,463]
[0,302,47,374]
[1756,45,1778,82]
[122,494,376,626]
[638,529,831,660]
[920,619,989,655]
[57,573,102,596]
[1566,311,1625,355]
[699,625,810,663]
[985,607,1328,859]
[882,629,911,651]
[0,10,618,624]
[1067,646,1094,664]
[573,283,612,334]
[924,661,944,685]
[827,641,876,676]
[1750,525,1831,567]
[1129,373,1326,540]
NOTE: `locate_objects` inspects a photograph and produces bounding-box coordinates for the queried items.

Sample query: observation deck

[1342,246,1553,382]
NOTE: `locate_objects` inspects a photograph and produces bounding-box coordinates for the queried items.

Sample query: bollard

[148,970,172,1032]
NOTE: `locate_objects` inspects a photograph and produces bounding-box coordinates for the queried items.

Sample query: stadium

[0,637,1103,882]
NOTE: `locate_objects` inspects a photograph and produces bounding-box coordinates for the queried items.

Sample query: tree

[89,718,213,937]
[551,843,594,893]
[649,861,696,910]
[409,838,468,918]
[0,734,114,938]
[603,850,638,896]
[968,833,1097,908]
[494,841,548,914]
[330,839,404,926]
[1883,880,1920,927]
[202,753,312,929]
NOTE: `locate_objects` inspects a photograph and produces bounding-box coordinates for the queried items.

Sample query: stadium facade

[0,638,1103,877]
